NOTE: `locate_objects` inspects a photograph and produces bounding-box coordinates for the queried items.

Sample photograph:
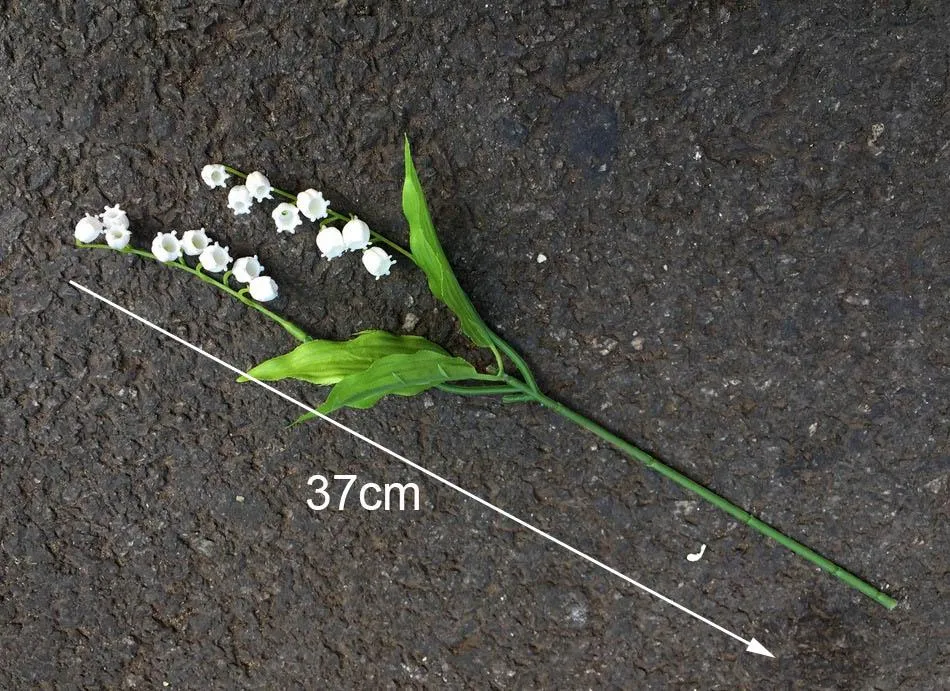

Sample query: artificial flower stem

[436,383,521,397]
[78,243,311,344]
[370,232,417,264]
[489,331,539,393]
[501,375,898,610]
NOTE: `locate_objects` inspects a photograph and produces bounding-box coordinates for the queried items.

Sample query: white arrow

[70,280,775,659]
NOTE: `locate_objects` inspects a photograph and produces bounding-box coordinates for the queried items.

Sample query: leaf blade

[318,350,480,414]
[403,137,494,348]
[239,330,448,386]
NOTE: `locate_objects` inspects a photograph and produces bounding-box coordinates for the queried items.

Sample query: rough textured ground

[2,1,948,688]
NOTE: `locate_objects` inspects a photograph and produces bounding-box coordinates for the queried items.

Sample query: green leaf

[402,137,494,348]
[318,349,481,414]
[239,330,447,386]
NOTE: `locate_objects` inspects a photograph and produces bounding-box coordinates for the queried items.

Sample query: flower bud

[342,217,371,252]
[105,227,131,250]
[201,164,230,188]
[296,188,329,222]
[245,171,273,202]
[232,256,264,284]
[272,202,302,234]
[181,228,211,256]
[100,204,129,232]
[151,231,182,262]
[199,243,232,273]
[316,226,346,260]
[248,275,279,302]
[74,214,104,243]
[361,246,395,280]
[227,185,254,215]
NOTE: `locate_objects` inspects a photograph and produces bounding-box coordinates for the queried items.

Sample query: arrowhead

[746,638,775,658]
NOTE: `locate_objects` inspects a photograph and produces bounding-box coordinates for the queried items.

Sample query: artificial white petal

[342,217,371,252]
[199,243,232,273]
[316,226,346,260]
[232,256,263,284]
[272,202,302,234]
[181,228,211,256]
[74,214,104,243]
[361,246,395,280]
[100,204,129,232]
[201,164,230,188]
[245,171,273,202]
[228,185,254,215]
[105,227,131,250]
[248,275,279,302]
[151,231,182,262]
[296,188,330,222]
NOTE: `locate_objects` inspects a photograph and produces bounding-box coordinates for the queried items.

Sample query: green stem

[489,331,539,392]
[77,243,312,344]
[436,383,520,397]
[371,232,417,265]
[223,164,417,265]
[502,376,898,610]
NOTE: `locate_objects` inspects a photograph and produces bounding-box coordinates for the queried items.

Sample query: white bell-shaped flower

[151,231,182,262]
[181,228,211,256]
[272,202,302,234]
[228,185,254,215]
[232,256,264,284]
[248,275,279,302]
[74,214,104,243]
[245,171,273,202]
[342,217,371,252]
[105,227,131,250]
[199,242,232,273]
[296,188,329,222]
[201,164,230,188]
[316,226,346,260]
[361,246,395,280]
[100,204,129,232]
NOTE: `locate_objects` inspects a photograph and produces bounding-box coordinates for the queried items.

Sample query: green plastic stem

[501,375,897,610]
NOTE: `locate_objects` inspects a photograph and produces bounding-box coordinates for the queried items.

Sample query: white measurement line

[69,280,774,658]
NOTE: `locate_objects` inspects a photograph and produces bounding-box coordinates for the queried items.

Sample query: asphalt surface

[2,2,948,688]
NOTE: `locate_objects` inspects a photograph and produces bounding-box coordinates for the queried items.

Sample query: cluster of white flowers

[73,204,132,250]
[201,163,395,280]
[148,227,278,301]
[74,204,279,302]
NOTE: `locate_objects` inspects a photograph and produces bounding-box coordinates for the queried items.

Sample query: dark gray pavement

[2,2,948,688]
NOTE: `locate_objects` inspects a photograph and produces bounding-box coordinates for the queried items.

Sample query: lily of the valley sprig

[73,138,898,610]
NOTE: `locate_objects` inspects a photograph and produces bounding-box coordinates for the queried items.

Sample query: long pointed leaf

[239,330,447,386]
[318,350,480,414]
[403,137,494,348]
